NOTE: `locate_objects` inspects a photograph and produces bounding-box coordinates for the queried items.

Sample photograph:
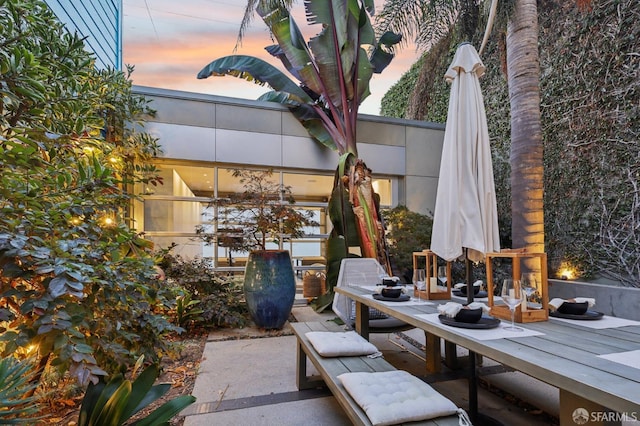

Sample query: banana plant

[198,0,401,309]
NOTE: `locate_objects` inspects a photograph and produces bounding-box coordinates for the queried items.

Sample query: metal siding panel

[281,112,310,137]
[146,96,215,128]
[405,176,439,218]
[215,104,282,134]
[356,119,406,147]
[282,135,335,170]
[148,122,216,162]
[357,143,405,175]
[215,129,282,167]
[405,126,444,179]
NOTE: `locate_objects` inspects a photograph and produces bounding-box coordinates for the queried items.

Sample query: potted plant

[197,169,317,329]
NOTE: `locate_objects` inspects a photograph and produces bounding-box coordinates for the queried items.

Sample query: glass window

[137,162,395,271]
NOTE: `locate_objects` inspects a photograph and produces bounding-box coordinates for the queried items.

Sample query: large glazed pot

[243,250,296,329]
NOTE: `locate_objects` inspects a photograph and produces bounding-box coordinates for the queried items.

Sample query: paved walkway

[181,298,560,426]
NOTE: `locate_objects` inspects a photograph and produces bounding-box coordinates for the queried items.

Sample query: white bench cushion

[305,331,380,357]
[338,370,466,426]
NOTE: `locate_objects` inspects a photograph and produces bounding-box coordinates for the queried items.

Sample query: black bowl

[459,285,481,296]
[382,278,398,287]
[557,301,589,315]
[381,287,402,298]
[454,307,483,323]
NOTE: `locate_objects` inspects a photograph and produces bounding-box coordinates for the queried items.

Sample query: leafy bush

[174,291,204,330]
[161,255,250,329]
[383,206,434,282]
[0,0,180,387]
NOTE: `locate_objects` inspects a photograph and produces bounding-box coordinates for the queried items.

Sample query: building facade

[44,0,122,70]
[132,86,445,270]
[42,1,446,269]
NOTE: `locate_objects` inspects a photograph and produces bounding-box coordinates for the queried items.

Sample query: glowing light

[101,213,116,227]
[558,263,577,280]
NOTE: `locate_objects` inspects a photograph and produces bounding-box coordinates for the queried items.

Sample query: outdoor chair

[333,258,413,332]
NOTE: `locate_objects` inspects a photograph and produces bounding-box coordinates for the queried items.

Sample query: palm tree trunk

[507,0,545,267]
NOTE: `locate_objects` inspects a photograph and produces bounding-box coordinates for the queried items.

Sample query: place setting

[452,280,488,299]
[368,276,410,301]
[548,297,640,329]
[548,297,603,320]
[436,301,500,329]
[362,275,433,306]
[416,278,546,340]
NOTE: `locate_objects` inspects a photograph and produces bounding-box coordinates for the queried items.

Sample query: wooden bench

[291,321,462,426]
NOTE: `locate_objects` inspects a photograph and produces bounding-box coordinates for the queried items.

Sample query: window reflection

[136,162,394,271]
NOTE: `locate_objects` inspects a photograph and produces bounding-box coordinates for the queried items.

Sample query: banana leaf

[197,55,311,104]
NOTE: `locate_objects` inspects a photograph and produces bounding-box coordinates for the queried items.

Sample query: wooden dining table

[335,285,640,426]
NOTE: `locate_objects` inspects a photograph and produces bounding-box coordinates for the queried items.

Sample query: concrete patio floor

[180,290,564,426]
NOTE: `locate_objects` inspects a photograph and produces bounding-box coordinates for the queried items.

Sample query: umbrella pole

[466,254,474,305]
[465,253,478,422]
[466,253,504,426]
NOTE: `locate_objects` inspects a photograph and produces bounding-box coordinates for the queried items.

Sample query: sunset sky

[122,0,421,115]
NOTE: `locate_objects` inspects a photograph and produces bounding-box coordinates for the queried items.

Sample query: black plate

[438,315,501,329]
[549,310,604,320]
[453,290,488,298]
[373,294,410,302]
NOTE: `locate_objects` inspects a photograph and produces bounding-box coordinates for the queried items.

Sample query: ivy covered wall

[381,0,640,286]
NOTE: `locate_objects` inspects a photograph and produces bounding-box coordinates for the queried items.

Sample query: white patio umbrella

[430,42,500,265]
[430,42,501,425]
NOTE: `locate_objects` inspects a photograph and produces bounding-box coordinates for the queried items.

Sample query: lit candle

[430,277,438,292]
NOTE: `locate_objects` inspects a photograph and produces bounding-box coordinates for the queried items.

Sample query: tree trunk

[507,0,545,266]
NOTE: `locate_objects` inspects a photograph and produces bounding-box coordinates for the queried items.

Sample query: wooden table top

[336,285,640,415]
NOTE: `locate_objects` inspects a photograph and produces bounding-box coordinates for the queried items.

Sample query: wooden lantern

[412,250,452,300]
[486,250,549,323]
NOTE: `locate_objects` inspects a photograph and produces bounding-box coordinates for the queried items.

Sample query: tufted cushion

[338,370,462,426]
[305,331,380,357]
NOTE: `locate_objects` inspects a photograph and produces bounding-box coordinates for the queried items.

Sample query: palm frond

[375,0,461,51]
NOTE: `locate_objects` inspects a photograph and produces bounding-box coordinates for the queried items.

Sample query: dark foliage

[160,255,250,329]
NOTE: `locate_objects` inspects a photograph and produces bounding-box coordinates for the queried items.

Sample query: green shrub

[174,291,205,330]
[383,206,434,282]
[0,0,179,387]
[161,255,249,329]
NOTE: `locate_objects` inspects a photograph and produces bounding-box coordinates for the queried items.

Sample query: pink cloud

[123,0,421,115]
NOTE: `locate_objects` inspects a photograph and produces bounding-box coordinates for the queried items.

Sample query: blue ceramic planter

[243,250,296,329]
